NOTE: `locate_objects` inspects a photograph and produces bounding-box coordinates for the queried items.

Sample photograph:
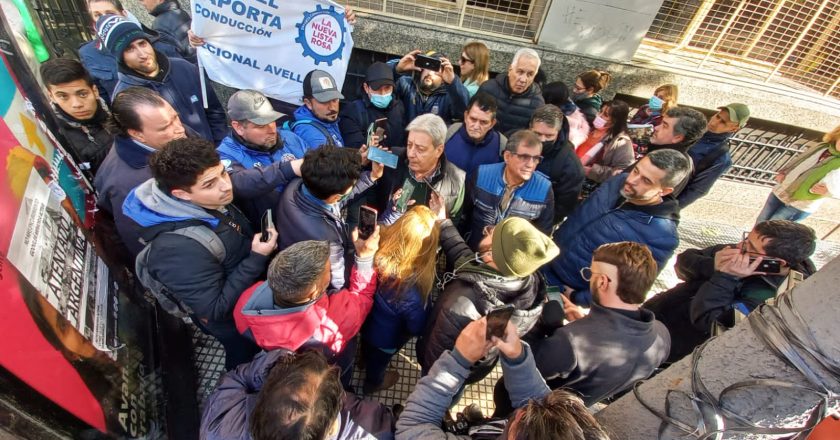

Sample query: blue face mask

[370,92,393,109]
[648,95,664,111]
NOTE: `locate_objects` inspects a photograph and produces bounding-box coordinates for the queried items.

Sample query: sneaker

[363,370,400,394]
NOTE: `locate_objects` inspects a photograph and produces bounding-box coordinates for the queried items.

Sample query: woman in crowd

[629,83,678,126]
[543,81,590,147]
[572,69,612,126]
[575,100,634,194]
[360,206,441,394]
[756,123,840,222]
[458,41,490,97]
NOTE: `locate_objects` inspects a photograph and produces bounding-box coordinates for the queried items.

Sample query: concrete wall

[538,0,663,62]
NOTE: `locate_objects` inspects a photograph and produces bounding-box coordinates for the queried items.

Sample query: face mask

[542,140,555,151]
[593,115,608,130]
[648,95,664,111]
[369,92,392,109]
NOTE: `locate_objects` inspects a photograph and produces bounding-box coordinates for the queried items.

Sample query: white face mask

[593,115,608,130]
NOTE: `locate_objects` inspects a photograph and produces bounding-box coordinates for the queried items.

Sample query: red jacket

[234,260,377,355]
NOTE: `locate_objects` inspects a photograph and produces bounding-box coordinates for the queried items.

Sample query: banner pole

[197,53,209,109]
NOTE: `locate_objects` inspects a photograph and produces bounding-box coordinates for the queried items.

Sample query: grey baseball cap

[303,70,344,102]
[227,90,283,125]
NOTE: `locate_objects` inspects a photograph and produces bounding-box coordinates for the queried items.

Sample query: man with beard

[291,70,346,148]
[217,90,308,228]
[98,14,226,144]
[461,129,554,250]
[478,48,545,134]
[545,149,690,306]
[494,241,670,413]
[444,92,506,175]
[392,50,470,124]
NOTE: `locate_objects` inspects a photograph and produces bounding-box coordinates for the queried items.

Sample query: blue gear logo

[295,5,347,66]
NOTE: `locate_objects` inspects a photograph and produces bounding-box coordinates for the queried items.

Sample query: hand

[359,144,371,167]
[344,5,357,26]
[454,318,493,364]
[352,225,380,259]
[251,227,277,256]
[429,189,447,220]
[582,165,592,175]
[713,246,742,272]
[187,29,206,48]
[561,294,585,322]
[371,158,384,181]
[391,188,415,212]
[289,158,303,177]
[717,250,764,278]
[491,320,522,360]
[396,50,422,74]
[773,172,786,184]
[439,57,455,84]
[809,182,829,195]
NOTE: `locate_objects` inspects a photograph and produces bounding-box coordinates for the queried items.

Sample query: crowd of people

[36,1,838,438]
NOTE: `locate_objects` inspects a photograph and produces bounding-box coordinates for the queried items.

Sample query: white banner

[191,0,354,104]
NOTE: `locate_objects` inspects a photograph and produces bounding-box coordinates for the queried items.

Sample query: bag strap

[291,119,336,147]
[165,225,226,262]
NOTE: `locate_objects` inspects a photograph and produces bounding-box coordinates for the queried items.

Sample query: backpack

[282,118,337,147]
[135,226,226,319]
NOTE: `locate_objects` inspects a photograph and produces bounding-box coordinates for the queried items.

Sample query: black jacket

[418,219,546,384]
[150,0,196,63]
[52,100,113,176]
[478,74,545,134]
[338,94,406,148]
[644,244,815,363]
[536,138,585,223]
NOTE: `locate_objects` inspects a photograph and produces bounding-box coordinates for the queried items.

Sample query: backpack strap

[290,119,336,147]
[446,123,463,143]
[166,225,226,262]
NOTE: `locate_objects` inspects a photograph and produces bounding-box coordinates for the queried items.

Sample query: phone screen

[260,209,273,242]
[359,206,377,239]
[486,305,514,340]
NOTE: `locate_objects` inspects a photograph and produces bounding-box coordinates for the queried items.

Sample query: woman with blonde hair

[360,205,441,393]
[756,124,840,222]
[459,41,490,97]
[572,69,612,126]
[629,83,678,126]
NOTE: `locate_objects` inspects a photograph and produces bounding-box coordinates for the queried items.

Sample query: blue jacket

[548,173,680,306]
[678,131,733,208]
[362,283,429,350]
[217,130,308,227]
[113,52,227,144]
[392,65,470,124]
[443,123,503,175]
[462,162,554,249]
[291,105,345,148]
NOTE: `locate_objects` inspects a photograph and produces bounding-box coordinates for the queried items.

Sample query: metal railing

[346,0,551,42]
[28,0,93,58]
[643,0,840,99]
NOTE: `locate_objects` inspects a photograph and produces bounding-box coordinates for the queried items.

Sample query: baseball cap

[303,70,344,102]
[365,62,394,90]
[719,103,750,128]
[227,90,283,125]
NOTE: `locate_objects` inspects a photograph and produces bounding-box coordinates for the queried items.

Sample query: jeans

[362,340,397,387]
[755,193,811,223]
[334,336,358,390]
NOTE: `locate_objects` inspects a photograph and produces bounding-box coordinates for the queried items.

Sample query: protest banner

[192,0,354,104]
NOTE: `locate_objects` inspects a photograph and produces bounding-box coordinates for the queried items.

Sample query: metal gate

[27,0,92,58]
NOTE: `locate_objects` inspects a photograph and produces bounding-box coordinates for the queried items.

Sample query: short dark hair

[530,104,563,131]
[466,91,497,119]
[250,350,343,440]
[505,129,542,153]
[300,144,361,200]
[149,138,220,193]
[106,86,166,136]
[592,242,657,304]
[268,240,331,304]
[542,81,570,108]
[513,389,610,440]
[665,107,707,145]
[602,100,629,139]
[645,149,691,188]
[755,220,816,265]
[40,58,94,88]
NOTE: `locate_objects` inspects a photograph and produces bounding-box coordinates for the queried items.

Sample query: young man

[40,58,113,175]
[546,149,691,306]
[339,62,406,149]
[122,137,278,370]
[496,242,670,413]
[140,0,196,63]
[461,129,554,250]
[444,92,506,175]
[234,232,380,387]
[291,70,346,148]
[216,89,309,228]
[392,50,470,124]
[478,48,545,134]
[645,220,816,363]
[97,14,226,144]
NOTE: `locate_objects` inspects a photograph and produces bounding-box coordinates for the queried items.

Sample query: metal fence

[644,0,840,99]
[346,0,551,42]
[27,0,93,59]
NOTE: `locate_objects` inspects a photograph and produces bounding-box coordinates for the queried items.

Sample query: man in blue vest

[461,129,554,250]
[291,70,345,148]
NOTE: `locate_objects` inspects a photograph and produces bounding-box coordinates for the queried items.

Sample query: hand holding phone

[359,205,378,240]
[749,256,783,274]
[260,209,273,242]
[486,305,515,340]
[414,53,442,72]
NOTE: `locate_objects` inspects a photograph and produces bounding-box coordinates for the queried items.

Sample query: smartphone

[359,205,378,240]
[367,146,399,169]
[486,305,515,340]
[750,256,782,274]
[546,286,563,302]
[260,209,273,242]
[414,54,442,72]
[374,117,388,131]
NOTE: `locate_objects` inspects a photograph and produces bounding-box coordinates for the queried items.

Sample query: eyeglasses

[580,267,612,283]
[740,231,764,255]
[510,152,543,164]
[460,55,474,64]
